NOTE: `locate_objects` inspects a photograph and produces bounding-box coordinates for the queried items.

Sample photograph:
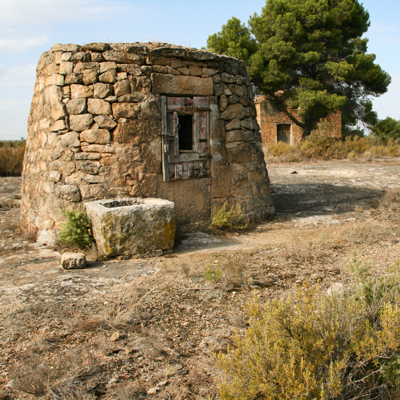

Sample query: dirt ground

[1,159,400,399]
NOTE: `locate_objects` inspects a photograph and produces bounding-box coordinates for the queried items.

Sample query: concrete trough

[85,197,176,258]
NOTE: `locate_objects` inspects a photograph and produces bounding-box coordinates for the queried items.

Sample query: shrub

[212,202,246,230]
[58,209,94,249]
[216,269,400,400]
[204,262,222,282]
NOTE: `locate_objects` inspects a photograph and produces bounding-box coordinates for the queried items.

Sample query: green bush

[58,209,94,249]
[212,202,246,230]
[216,266,400,400]
[204,262,222,282]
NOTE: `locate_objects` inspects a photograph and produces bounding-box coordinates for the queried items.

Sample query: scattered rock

[327,282,345,296]
[147,387,159,395]
[61,252,86,269]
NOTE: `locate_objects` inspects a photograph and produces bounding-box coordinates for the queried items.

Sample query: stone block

[88,98,112,115]
[151,74,213,96]
[77,160,101,175]
[177,67,190,76]
[112,103,140,119]
[71,84,93,98]
[103,50,144,64]
[225,118,241,131]
[55,184,81,201]
[61,131,80,147]
[82,43,110,52]
[219,95,228,112]
[117,72,128,81]
[80,128,111,144]
[69,114,93,132]
[114,80,131,97]
[75,152,101,160]
[65,73,83,85]
[202,68,218,77]
[61,253,86,270]
[80,184,106,199]
[189,65,202,76]
[99,69,117,83]
[45,74,64,86]
[94,115,117,129]
[221,103,246,121]
[50,119,67,132]
[73,62,99,73]
[91,52,104,62]
[66,98,87,115]
[113,119,160,143]
[94,83,113,99]
[51,102,67,121]
[85,197,175,257]
[211,165,232,198]
[83,70,98,85]
[100,61,117,73]
[81,144,115,153]
[51,44,79,53]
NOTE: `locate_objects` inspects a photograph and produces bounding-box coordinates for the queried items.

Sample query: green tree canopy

[371,117,400,140]
[207,0,391,138]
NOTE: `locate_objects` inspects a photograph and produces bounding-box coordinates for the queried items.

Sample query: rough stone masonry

[21,42,274,244]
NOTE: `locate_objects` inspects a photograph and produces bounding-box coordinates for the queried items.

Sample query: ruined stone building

[21,43,274,243]
[255,95,342,147]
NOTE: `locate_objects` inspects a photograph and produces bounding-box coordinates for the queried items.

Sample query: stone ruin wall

[22,43,274,242]
[255,96,342,146]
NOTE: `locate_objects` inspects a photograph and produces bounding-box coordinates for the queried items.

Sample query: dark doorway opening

[178,114,193,151]
[277,124,291,144]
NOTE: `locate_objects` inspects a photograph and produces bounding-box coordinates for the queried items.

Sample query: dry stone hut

[255,95,342,147]
[22,43,274,244]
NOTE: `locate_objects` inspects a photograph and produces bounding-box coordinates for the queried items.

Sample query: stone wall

[22,43,274,243]
[255,96,342,147]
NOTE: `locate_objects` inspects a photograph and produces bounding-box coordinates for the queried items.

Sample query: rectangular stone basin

[85,198,176,258]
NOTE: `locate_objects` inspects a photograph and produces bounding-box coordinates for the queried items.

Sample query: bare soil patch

[1,159,400,399]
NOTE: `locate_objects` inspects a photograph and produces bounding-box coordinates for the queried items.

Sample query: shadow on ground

[272,183,383,215]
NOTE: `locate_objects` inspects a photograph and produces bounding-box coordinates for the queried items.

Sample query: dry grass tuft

[10,346,101,399]
[0,140,25,176]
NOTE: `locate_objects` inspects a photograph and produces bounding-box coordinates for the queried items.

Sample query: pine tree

[208,0,390,138]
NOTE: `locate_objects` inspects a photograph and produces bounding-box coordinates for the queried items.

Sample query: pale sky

[0,0,399,140]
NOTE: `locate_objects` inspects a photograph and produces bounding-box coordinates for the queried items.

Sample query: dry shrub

[11,346,100,399]
[216,267,400,400]
[212,202,247,230]
[342,221,397,244]
[264,133,400,163]
[0,140,25,176]
[380,190,400,210]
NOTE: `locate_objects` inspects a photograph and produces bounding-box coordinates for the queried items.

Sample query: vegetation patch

[216,262,400,400]
[264,133,400,163]
[0,140,25,177]
[58,209,94,249]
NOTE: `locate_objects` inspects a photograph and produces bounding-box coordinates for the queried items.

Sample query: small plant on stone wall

[212,202,246,230]
[58,209,94,249]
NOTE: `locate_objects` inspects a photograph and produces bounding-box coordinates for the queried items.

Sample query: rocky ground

[1,159,400,399]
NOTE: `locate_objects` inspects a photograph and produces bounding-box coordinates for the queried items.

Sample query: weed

[58,209,94,249]
[212,202,246,230]
[204,262,222,282]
